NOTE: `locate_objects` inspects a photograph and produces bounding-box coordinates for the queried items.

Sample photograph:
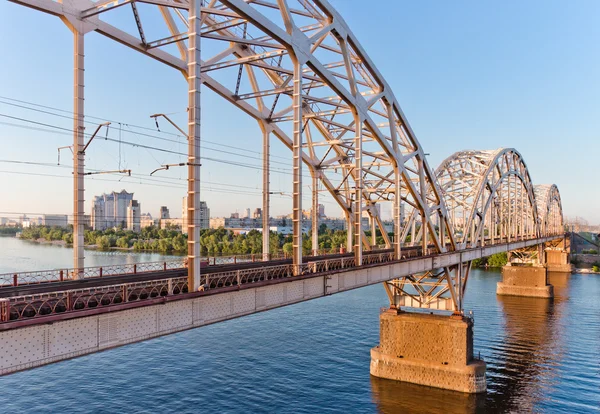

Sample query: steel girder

[10,0,455,273]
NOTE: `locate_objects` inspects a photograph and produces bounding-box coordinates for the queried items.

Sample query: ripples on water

[0,239,598,413]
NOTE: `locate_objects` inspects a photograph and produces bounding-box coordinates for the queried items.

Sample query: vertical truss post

[456,256,463,313]
[353,115,363,266]
[387,104,402,260]
[394,172,402,259]
[187,0,202,291]
[418,158,428,255]
[262,126,270,261]
[346,211,353,253]
[312,172,319,256]
[292,59,303,275]
[72,30,85,278]
[370,211,377,247]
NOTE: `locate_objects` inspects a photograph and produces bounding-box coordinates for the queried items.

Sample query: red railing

[0,251,398,323]
[0,247,381,288]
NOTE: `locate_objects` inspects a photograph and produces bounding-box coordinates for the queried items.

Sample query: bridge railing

[0,248,355,288]
[0,251,399,323]
[0,259,187,288]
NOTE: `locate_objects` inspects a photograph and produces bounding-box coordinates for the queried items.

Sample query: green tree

[282,242,293,255]
[487,252,508,268]
[116,236,130,249]
[62,233,73,244]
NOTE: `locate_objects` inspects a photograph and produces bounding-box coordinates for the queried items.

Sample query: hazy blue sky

[0,0,598,223]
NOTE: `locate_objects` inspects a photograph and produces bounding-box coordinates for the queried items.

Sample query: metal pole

[312,172,319,256]
[262,127,270,261]
[394,173,402,259]
[370,210,376,247]
[187,0,202,291]
[72,30,85,278]
[292,59,303,275]
[354,115,363,266]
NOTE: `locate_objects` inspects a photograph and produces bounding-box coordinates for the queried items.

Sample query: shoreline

[15,236,185,256]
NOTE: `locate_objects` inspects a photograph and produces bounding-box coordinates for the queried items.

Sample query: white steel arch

[534,184,563,236]
[432,148,540,249]
[9,0,456,285]
[387,148,552,313]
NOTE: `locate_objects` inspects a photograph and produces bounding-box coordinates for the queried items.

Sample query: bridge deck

[0,236,562,331]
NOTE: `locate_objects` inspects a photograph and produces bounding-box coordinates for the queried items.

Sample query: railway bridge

[2,0,569,393]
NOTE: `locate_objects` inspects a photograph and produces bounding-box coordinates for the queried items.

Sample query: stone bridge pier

[497,239,571,298]
[370,310,487,393]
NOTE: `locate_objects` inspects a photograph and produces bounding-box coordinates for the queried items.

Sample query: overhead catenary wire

[0,96,293,162]
[0,112,333,181]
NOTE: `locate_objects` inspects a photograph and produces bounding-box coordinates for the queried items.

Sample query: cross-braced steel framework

[385,148,564,312]
[10,0,455,288]
[534,184,563,237]
[8,0,564,314]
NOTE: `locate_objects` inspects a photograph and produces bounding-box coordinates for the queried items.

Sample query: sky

[0,0,598,223]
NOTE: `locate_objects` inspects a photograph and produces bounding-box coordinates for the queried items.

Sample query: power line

[0,112,326,180]
[0,96,292,162]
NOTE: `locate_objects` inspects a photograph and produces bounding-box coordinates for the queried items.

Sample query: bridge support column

[497,265,553,298]
[186,0,202,291]
[370,310,486,394]
[545,250,573,273]
[71,29,85,278]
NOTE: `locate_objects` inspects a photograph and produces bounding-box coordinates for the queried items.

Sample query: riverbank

[0,236,181,274]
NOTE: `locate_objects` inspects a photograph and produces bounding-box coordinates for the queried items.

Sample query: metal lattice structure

[534,184,563,237]
[10,0,456,287]
[7,1,564,314]
[428,148,539,248]
[385,148,564,312]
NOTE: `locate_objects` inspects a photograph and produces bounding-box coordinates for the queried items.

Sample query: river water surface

[0,237,598,413]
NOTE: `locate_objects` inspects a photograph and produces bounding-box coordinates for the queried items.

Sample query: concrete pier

[370,310,486,393]
[497,265,554,298]
[545,250,573,273]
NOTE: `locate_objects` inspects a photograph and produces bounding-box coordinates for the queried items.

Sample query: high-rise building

[90,190,135,230]
[182,196,210,234]
[245,208,251,219]
[318,204,325,218]
[159,206,170,220]
[253,208,262,219]
[127,200,141,232]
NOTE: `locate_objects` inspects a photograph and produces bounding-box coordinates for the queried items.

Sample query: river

[0,237,598,413]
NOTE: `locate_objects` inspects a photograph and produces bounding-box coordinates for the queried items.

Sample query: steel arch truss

[534,184,563,237]
[388,148,542,313]
[434,148,539,248]
[11,0,455,272]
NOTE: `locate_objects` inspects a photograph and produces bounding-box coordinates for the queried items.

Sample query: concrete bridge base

[497,265,554,298]
[545,250,573,273]
[370,310,486,394]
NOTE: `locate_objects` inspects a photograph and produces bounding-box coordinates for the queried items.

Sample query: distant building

[253,208,262,219]
[182,196,210,233]
[159,206,170,220]
[318,204,325,218]
[160,218,182,230]
[91,190,135,230]
[245,208,251,219]
[42,214,68,228]
[140,213,154,229]
[127,200,141,232]
[230,212,240,219]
